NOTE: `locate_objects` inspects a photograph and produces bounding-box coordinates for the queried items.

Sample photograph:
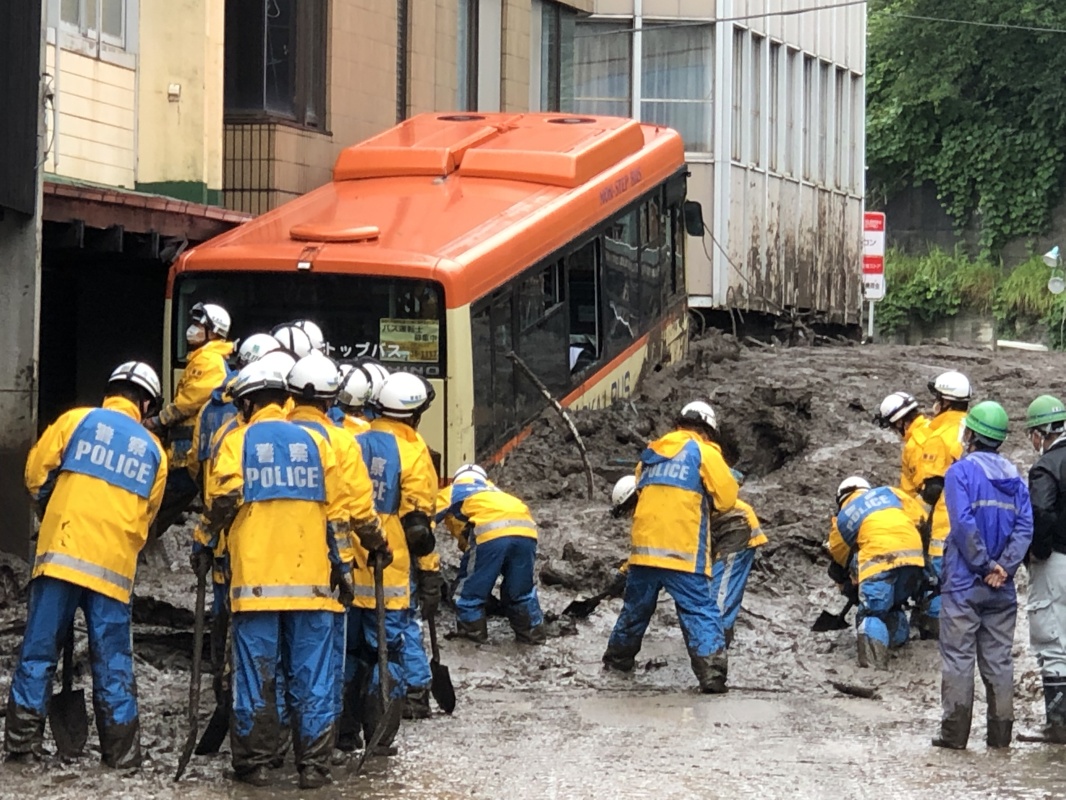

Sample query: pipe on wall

[396,0,409,123]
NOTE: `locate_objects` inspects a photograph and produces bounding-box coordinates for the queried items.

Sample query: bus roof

[172,113,685,308]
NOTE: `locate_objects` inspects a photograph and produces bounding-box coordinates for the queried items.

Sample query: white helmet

[928,371,972,402]
[836,476,871,507]
[377,372,429,418]
[108,361,162,402]
[454,463,488,482]
[292,320,325,352]
[877,391,919,427]
[190,302,231,338]
[231,354,293,399]
[612,474,637,508]
[360,361,390,403]
[679,400,718,433]
[238,333,282,367]
[287,351,341,400]
[338,365,373,408]
[272,325,315,358]
[338,363,355,382]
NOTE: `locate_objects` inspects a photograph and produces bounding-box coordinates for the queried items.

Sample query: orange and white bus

[167,112,695,475]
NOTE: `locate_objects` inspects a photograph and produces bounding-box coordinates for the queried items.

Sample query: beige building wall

[44,43,137,188]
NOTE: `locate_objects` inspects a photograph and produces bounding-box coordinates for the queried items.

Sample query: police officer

[147,302,234,535]
[829,477,926,669]
[7,362,167,766]
[602,401,739,693]
[875,391,930,499]
[350,372,438,749]
[200,356,352,789]
[437,464,546,645]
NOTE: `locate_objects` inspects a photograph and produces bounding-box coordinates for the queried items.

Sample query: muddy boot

[917,615,940,641]
[602,643,639,673]
[455,616,489,644]
[857,635,889,671]
[269,725,292,769]
[4,699,46,761]
[724,627,735,649]
[361,687,402,751]
[509,610,546,645]
[987,720,1012,749]
[402,687,431,720]
[932,703,972,750]
[99,718,142,769]
[299,765,332,789]
[690,651,728,694]
[235,765,271,787]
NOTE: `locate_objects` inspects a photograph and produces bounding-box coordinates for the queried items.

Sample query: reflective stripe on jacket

[832,485,926,584]
[25,397,167,603]
[435,477,537,546]
[629,429,738,576]
[354,417,438,610]
[208,404,346,613]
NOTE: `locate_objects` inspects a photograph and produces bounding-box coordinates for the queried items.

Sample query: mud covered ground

[4,339,1066,798]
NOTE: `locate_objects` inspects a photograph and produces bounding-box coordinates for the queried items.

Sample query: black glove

[331,564,356,607]
[606,569,627,599]
[354,519,393,568]
[190,549,214,580]
[401,510,436,558]
[417,570,444,619]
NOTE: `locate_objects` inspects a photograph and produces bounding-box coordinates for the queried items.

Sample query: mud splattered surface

[4,339,1066,798]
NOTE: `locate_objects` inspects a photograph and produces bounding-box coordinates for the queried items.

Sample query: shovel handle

[373,554,390,711]
[427,611,441,663]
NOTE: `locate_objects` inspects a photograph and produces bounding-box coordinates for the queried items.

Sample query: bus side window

[670,204,686,298]
[602,208,640,357]
[566,239,600,375]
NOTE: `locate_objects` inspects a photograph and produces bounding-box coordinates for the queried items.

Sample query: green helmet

[964,401,1009,443]
[1026,395,1066,431]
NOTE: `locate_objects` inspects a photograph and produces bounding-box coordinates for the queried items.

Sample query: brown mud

[4,338,1066,798]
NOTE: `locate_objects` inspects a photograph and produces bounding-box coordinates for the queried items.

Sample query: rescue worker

[602,401,739,693]
[272,324,315,358]
[7,362,167,766]
[828,477,926,669]
[350,372,438,750]
[333,362,384,436]
[199,357,353,789]
[437,464,546,645]
[709,470,768,648]
[875,391,930,498]
[915,370,973,640]
[286,352,391,748]
[1023,395,1066,743]
[934,401,1032,750]
[147,301,234,535]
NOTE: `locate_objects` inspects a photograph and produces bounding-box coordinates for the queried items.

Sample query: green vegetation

[878,248,1066,347]
[867,2,1066,254]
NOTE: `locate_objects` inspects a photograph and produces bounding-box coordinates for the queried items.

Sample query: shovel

[562,590,611,619]
[426,614,455,714]
[811,598,856,632]
[174,570,207,781]
[49,626,88,757]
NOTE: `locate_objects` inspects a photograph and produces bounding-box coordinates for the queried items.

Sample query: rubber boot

[856,635,889,671]
[4,698,46,761]
[98,718,142,769]
[235,766,271,787]
[455,616,489,644]
[602,643,639,673]
[932,703,972,750]
[269,725,291,769]
[987,720,1012,749]
[917,614,940,641]
[402,687,431,720]
[361,673,403,752]
[690,651,728,694]
[509,610,547,645]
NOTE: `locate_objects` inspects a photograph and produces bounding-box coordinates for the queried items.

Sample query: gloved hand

[606,569,627,599]
[142,415,163,434]
[331,564,356,607]
[190,549,214,580]
[417,569,444,619]
[354,519,393,568]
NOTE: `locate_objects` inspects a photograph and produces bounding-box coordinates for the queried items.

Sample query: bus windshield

[173,272,444,377]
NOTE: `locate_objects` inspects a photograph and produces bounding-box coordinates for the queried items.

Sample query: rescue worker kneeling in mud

[608,470,766,649]
[6,362,167,766]
[437,464,546,644]
[346,372,438,751]
[602,402,739,693]
[198,356,352,789]
[828,476,926,669]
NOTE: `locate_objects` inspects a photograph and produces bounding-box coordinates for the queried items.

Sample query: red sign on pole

[863,211,886,300]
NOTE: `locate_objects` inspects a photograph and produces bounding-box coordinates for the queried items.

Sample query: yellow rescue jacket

[208,404,347,613]
[709,498,767,560]
[899,414,929,498]
[435,477,537,546]
[921,409,966,557]
[629,429,739,576]
[339,414,371,436]
[435,485,469,551]
[25,397,167,604]
[290,404,384,571]
[194,412,245,587]
[354,417,438,610]
[829,485,925,583]
[160,339,234,469]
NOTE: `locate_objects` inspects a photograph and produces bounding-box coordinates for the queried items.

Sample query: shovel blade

[194,703,230,755]
[49,688,88,757]
[811,611,851,632]
[561,596,602,619]
[430,659,456,715]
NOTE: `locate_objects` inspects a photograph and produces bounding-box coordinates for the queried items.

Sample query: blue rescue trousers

[455,535,543,631]
[348,607,406,748]
[858,565,923,649]
[710,548,756,640]
[606,565,726,663]
[5,576,140,767]
[230,610,334,777]
[401,605,432,692]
